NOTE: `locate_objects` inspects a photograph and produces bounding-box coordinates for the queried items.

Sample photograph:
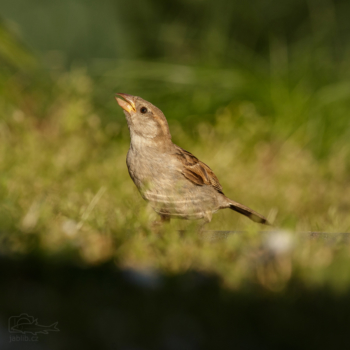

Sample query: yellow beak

[115,93,136,113]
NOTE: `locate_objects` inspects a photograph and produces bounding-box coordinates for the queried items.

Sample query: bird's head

[115,93,171,141]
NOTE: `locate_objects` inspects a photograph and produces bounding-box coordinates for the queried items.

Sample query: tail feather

[228,200,271,226]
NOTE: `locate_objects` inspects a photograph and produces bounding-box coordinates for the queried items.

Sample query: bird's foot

[150,215,170,232]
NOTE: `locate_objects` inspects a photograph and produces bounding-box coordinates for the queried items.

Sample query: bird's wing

[174,145,224,194]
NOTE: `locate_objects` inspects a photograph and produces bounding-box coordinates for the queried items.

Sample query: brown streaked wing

[174,145,224,194]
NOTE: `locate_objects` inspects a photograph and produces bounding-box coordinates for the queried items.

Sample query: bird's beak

[115,93,136,113]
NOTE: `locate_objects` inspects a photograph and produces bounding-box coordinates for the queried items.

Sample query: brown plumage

[115,93,270,226]
[174,146,224,193]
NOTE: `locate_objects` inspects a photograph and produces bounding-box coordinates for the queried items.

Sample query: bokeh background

[1,0,350,349]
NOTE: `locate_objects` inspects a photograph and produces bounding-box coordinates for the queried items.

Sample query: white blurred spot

[62,219,78,236]
[264,231,294,255]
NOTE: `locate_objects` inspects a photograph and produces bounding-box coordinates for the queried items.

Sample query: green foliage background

[1,0,350,292]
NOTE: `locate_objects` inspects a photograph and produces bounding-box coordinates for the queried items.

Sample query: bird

[115,93,270,226]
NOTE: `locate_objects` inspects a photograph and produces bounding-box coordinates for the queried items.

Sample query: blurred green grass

[1,1,350,293]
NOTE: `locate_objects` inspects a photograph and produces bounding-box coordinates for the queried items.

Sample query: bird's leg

[197,220,207,234]
[160,214,171,223]
[151,214,171,229]
[197,211,212,234]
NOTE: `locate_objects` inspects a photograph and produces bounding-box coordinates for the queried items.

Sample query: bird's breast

[126,147,180,192]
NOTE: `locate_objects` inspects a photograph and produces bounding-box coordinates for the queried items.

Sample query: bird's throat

[130,131,172,153]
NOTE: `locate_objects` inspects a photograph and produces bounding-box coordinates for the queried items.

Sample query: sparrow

[115,93,270,226]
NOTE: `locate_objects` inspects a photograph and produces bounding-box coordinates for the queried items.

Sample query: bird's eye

[140,107,148,114]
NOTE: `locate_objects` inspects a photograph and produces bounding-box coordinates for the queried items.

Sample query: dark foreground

[1,254,350,350]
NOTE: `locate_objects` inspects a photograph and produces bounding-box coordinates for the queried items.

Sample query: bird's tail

[228,199,271,225]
